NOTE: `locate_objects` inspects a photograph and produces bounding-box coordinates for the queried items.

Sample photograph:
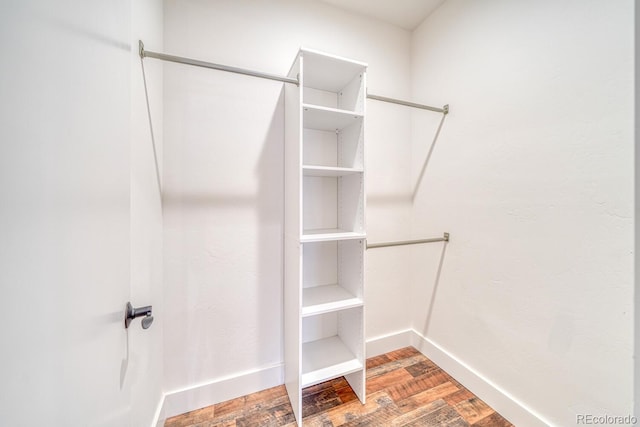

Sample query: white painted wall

[1,1,633,424]
[410,1,634,426]
[0,0,133,425]
[130,1,164,425]
[0,1,164,425]
[162,0,413,405]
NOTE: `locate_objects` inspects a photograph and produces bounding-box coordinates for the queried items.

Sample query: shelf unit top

[301,229,366,243]
[300,48,367,93]
[302,284,363,317]
[302,166,363,177]
[301,335,362,387]
[302,104,363,131]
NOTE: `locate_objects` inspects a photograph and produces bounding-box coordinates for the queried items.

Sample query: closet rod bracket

[443,104,450,115]
[139,40,145,58]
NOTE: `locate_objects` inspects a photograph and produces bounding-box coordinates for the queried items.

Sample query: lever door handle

[124,302,154,329]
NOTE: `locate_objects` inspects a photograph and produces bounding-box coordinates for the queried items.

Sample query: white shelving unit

[284,48,367,426]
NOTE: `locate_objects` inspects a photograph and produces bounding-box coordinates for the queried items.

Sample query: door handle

[124,302,153,329]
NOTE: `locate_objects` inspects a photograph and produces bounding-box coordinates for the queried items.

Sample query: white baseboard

[366,329,414,357]
[151,332,414,426]
[152,331,550,426]
[367,328,552,427]
[153,363,283,426]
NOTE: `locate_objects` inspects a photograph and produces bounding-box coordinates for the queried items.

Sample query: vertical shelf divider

[284,53,303,424]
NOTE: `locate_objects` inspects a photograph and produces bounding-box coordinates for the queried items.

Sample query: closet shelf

[302,104,363,131]
[302,165,363,177]
[302,284,362,317]
[301,229,366,242]
[301,48,367,92]
[301,336,362,388]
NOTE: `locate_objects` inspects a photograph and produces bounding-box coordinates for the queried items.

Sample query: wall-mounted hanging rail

[138,40,448,114]
[366,232,449,249]
[366,93,449,115]
[138,41,299,85]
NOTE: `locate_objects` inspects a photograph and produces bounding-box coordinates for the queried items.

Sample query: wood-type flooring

[165,346,514,427]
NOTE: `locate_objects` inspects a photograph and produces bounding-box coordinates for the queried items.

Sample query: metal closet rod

[366,232,449,249]
[138,41,298,85]
[138,40,448,114]
[366,93,448,114]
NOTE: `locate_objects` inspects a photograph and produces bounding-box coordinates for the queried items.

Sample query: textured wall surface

[162,0,414,395]
[410,1,634,425]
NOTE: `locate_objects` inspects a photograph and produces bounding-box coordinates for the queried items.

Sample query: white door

[0,1,133,425]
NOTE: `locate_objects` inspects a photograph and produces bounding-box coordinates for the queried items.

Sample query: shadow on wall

[118,47,158,394]
[160,74,286,379]
[367,110,447,206]
[365,106,450,337]
[256,88,285,367]
[412,112,447,201]
[420,240,448,336]
[140,56,162,195]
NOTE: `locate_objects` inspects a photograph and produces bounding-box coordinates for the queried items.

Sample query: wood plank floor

[165,347,514,426]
